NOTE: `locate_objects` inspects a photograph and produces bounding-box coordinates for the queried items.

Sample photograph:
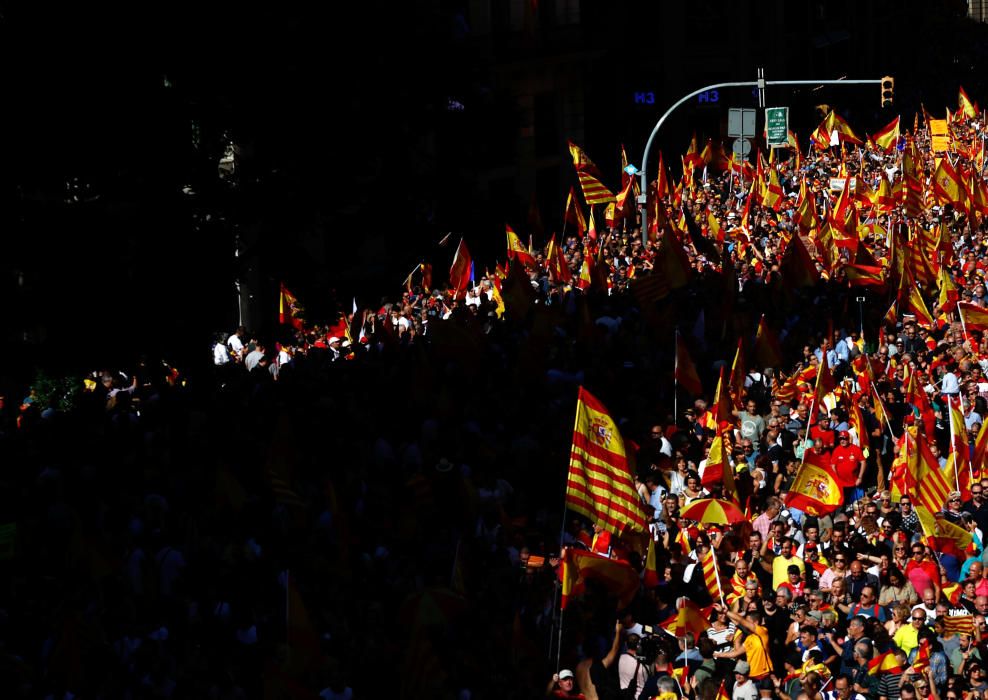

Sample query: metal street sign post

[732,138,752,158]
[765,106,789,147]
[638,72,886,244]
[728,108,757,139]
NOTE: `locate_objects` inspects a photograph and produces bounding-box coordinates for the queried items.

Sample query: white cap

[559,669,575,680]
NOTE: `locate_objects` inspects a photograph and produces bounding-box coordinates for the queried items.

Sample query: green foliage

[29,371,82,413]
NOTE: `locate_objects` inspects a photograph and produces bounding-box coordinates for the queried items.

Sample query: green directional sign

[766,106,789,148]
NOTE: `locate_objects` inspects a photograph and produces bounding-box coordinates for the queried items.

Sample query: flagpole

[711,547,726,605]
[872,383,897,439]
[402,263,421,288]
[949,397,961,493]
[675,328,680,422]
[960,305,970,343]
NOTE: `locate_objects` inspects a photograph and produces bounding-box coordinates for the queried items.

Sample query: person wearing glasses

[899,497,919,538]
[972,495,988,537]
[944,491,966,525]
[894,607,928,657]
[905,544,942,606]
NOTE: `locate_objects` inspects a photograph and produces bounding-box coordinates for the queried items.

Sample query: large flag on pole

[559,547,640,610]
[871,116,900,152]
[506,225,536,267]
[566,387,648,535]
[784,450,843,516]
[279,283,305,330]
[449,238,472,294]
[959,302,988,331]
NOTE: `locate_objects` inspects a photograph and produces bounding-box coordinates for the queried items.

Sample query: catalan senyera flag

[675,331,703,396]
[960,86,979,119]
[942,614,976,636]
[559,547,640,610]
[279,283,305,330]
[959,301,988,331]
[699,548,722,602]
[566,387,648,535]
[871,116,900,153]
[577,170,616,205]
[506,225,536,268]
[912,433,952,514]
[785,450,843,516]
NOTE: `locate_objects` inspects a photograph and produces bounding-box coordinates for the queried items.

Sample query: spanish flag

[577,170,617,205]
[916,505,973,560]
[506,225,535,268]
[559,547,640,610]
[932,157,967,209]
[449,238,473,294]
[959,301,988,331]
[785,451,843,516]
[868,650,903,676]
[279,283,305,330]
[546,234,573,285]
[566,388,648,535]
[960,86,979,119]
[871,116,900,153]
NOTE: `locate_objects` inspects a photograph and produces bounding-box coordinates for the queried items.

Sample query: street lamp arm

[637,76,886,244]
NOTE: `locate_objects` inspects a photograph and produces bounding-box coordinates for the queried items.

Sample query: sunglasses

[913,616,927,621]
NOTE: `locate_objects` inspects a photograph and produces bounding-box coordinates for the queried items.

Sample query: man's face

[976,596,988,614]
[850,562,863,578]
[832,529,844,543]
[750,534,762,550]
[836,679,851,697]
[735,561,749,578]
[800,629,814,647]
[924,589,936,606]
[805,527,818,541]
[781,541,792,558]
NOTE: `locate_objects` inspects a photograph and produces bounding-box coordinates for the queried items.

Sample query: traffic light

[881,76,894,108]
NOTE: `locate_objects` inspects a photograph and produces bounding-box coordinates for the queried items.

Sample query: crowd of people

[5,97,988,700]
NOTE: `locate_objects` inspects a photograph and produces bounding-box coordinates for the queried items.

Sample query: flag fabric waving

[559,547,640,610]
[871,116,900,152]
[959,302,988,331]
[566,387,648,535]
[449,238,473,294]
[785,450,843,516]
[279,283,305,330]
[506,225,536,267]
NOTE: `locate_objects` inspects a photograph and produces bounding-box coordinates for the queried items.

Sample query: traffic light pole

[638,75,885,244]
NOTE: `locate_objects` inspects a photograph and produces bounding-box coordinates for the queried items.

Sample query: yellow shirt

[772,554,805,590]
[893,623,920,657]
[738,625,772,679]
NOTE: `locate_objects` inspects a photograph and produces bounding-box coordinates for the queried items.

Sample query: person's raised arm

[602,620,623,669]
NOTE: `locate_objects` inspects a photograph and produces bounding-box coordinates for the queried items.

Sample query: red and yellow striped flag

[942,614,976,636]
[577,170,617,205]
[566,387,648,535]
[699,547,722,602]
[912,433,953,514]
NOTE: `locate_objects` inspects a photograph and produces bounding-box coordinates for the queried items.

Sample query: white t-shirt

[213,342,230,366]
[227,333,244,355]
[618,653,648,697]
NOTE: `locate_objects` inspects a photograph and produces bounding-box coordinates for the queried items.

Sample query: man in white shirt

[618,634,648,699]
[732,661,759,700]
